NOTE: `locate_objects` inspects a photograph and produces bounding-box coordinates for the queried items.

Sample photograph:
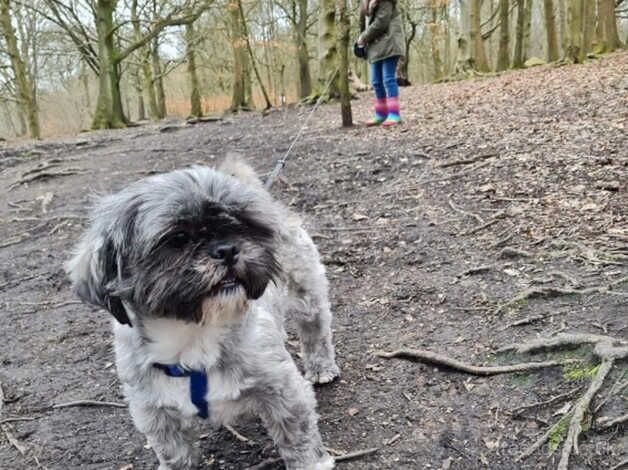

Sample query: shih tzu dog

[66,157,339,470]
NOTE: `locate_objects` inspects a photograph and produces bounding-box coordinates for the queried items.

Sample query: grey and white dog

[66,158,339,470]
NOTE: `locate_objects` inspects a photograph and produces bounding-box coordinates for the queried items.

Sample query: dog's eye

[167,231,189,248]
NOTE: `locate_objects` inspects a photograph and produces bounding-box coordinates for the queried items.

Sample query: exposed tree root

[495,277,628,314]
[378,333,628,469]
[375,349,575,376]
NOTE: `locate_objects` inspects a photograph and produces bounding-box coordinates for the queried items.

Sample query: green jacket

[358,0,405,64]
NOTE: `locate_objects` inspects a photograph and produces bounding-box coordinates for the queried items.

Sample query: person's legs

[368,60,387,126]
[382,56,401,125]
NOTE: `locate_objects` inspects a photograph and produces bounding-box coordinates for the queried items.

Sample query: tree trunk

[497,0,510,70]
[558,0,567,54]
[229,2,250,111]
[470,0,490,71]
[430,5,443,81]
[317,0,339,99]
[296,0,312,98]
[581,0,596,53]
[186,23,202,118]
[337,0,352,126]
[152,38,167,118]
[522,0,533,62]
[92,0,126,129]
[544,0,559,61]
[134,67,146,121]
[131,0,159,121]
[0,0,40,139]
[565,0,584,63]
[513,0,526,67]
[596,0,622,52]
[237,0,272,110]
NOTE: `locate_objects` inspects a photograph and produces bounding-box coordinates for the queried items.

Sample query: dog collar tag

[153,364,209,419]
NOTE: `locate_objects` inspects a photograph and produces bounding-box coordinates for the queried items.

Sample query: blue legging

[370,56,399,99]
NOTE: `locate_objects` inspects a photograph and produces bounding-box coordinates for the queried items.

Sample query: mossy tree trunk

[337,0,352,126]
[596,0,622,52]
[131,0,159,121]
[470,0,490,71]
[565,0,584,63]
[522,0,533,62]
[430,3,443,81]
[317,0,339,99]
[92,0,127,129]
[295,0,312,98]
[544,0,560,61]
[496,0,510,71]
[0,0,40,139]
[581,0,596,53]
[513,0,526,67]
[228,2,251,111]
[186,22,202,118]
[152,38,167,119]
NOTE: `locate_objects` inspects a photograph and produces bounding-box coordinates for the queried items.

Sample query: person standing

[357,0,406,127]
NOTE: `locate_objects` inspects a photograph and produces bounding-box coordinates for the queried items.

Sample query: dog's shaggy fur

[66,159,339,469]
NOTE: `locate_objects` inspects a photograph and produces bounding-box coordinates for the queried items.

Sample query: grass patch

[563,363,600,381]
[548,414,571,454]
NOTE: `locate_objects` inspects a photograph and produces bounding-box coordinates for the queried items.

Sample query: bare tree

[544,0,559,61]
[0,0,41,138]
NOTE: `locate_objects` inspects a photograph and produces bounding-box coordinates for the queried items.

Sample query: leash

[264,68,339,190]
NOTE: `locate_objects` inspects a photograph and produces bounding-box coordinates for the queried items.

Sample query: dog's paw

[305,361,340,385]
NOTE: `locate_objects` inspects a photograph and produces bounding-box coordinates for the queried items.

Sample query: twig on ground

[51,400,127,409]
[422,161,491,185]
[461,217,499,235]
[448,196,484,224]
[1,424,28,456]
[0,417,39,425]
[499,247,532,259]
[224,424,255,445]
[437,153,497,168]
[0,236,30,249]
[375,349,575,376]
[499,333,627,355]
[511,385,584,415]
[9,168,86,190]
[334,447,380,462]
[504,314,548,329]
[459,265,492,276]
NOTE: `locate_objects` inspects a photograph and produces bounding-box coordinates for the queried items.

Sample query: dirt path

[1,53,626,470]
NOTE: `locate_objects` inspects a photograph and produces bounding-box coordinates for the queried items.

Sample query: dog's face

[67,167,280,326]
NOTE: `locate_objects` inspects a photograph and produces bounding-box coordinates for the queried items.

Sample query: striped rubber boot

[382,96,401,126]
[366,98,387,127]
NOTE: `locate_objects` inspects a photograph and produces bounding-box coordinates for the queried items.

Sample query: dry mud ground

[1,53,627,470]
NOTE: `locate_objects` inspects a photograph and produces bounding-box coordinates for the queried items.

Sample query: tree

[0,0,41,138]
[186,22,202,118]
[228,1,251,111]
[513,0,526,67]
[317,0,338,99]
[496,0,510,70]
[543,0,559,61]
[337,0,351,126]
[596,0,622,52]
[131,0,159,121]
[565,0,584,63]
[470,0,490,71]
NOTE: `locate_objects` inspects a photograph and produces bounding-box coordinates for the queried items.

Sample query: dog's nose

[210,243,239,266]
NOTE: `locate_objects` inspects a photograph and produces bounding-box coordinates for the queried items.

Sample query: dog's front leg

[251,365,334,470]
[128,400,199,470]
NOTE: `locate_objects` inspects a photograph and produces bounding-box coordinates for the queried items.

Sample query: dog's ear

[66,231,131,326]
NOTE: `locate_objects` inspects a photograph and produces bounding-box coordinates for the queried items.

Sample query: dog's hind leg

[280,228,340,384]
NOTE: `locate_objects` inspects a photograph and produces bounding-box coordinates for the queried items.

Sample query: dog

[66,157,340,469]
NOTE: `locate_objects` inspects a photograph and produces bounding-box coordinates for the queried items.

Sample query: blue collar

[153,363,209,419]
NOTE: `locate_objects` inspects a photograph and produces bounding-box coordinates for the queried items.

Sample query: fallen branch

[51,400,127,409]
[334,447,380,462]
[499,333,626,355]
[375,349,575,376]
[437,153,497,168]
[1,424,27,456]
[9,168,86,190]
[224,424,255,445]
[511,385,583,415]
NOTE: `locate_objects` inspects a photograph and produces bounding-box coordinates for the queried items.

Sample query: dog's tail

[219,152,266,192]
